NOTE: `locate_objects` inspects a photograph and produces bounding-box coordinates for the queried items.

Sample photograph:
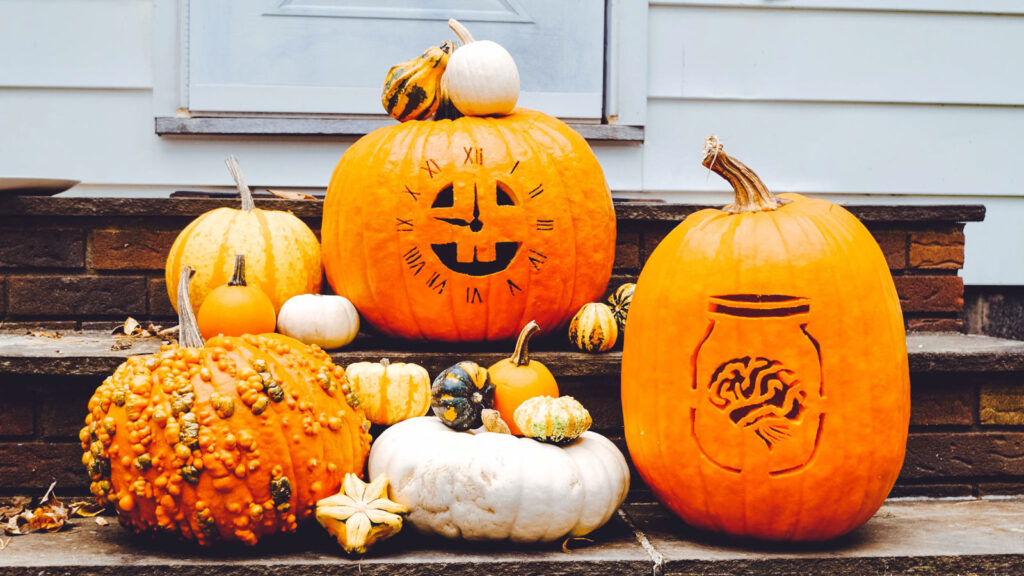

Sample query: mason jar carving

[693,295,823,475]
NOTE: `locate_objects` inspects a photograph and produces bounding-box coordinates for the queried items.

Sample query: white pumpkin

[444,18,520,116]
[276,294,359,349]
[368,416,630,543]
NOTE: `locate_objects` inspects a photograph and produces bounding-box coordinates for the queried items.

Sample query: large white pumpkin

[367,416,630,542]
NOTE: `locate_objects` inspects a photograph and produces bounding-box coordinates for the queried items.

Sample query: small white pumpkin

[276,294,360,349]
[368,416,630,543]
[443,18,520,117]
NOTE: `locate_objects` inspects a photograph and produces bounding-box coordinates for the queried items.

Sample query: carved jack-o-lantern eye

[429,181,521,277]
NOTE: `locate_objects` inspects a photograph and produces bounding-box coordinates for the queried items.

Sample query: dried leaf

[0,536,10,550]
[28,331,62,339]
[95,517,109,526]
[267,188,317,200]
[4,482,69,535]
[110,338,133,351]
[561,537,595,554]
[70,501,106,518]
[112,317,143,336]
[0,505,25,522]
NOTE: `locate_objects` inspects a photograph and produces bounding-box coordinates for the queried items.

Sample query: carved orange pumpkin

[81,268,370,546]
[322,39,615,342]
[621,137,909,541]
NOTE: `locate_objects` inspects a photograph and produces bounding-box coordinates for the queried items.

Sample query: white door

[187,0,606,119]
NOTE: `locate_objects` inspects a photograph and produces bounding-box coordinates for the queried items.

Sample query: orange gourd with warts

[197,254,277,339]
[81,267,371,546]
[488,321,559,435]
[621,137,909,541]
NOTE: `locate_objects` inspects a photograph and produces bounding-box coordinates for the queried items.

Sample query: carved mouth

[431,242,520,277]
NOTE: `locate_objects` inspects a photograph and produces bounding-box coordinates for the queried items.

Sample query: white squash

[444,18,520,116]
[367,416,630,543]
[276,294,359,349]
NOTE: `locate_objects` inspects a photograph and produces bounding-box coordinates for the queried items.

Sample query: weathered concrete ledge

[0,331,1021,378]
[0,498,1020,575]
[0,195,986,224]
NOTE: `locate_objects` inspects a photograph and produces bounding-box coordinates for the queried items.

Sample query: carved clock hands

[434,184,485,232]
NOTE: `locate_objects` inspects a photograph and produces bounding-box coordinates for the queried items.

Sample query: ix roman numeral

[396,217,414,232]
[507,279,522,296]
[420,159,441,178]
[466,287,483,304]
[536,219,554,231]
[528,249,548,271]
[403,247,425,275]
[529,184,544,199]
[463,146,483,165]
[427,271,447,294]
[405,185,420,201]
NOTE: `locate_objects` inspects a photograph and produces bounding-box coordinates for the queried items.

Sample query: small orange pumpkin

[197,254,277,339]
[621,136,909,542]
[487,321,559,435]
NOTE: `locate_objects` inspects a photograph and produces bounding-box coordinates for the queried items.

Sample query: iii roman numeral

[536,219,554,231]
[528,249,548,271]
[463,146,483,165]
[403,247,425,275]
[466,287,483,304]
[396,217,414,232]
[529,184,544,199]
[427,271,447,295]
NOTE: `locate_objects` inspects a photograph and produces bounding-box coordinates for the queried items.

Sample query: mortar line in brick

[85,228,94,273]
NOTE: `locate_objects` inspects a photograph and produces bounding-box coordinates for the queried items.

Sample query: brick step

[0,330,1023,497]
[0,498,1020,575]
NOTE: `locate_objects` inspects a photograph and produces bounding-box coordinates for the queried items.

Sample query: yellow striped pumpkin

[514,395,592,444]
[344,359,431,426]
[165,158,321,314]
[568,303,618,353]
[382,42,453,122]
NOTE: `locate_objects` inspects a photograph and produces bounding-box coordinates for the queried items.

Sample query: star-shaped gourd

[315,473,408,555]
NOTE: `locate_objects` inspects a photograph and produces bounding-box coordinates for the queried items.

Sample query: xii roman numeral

[536,219,554,231]
[528,249,548,272]
[403,247,425,275]
[396,217,414,232]
[463,146,483,165]
[466,287,483,304]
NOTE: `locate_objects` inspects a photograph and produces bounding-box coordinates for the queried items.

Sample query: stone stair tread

[0,498,1020,575]
[0,330,1022,377]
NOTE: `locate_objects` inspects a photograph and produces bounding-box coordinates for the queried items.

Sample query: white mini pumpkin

[367,416,630,543]
[444,18,520,116]
[276,294,360,349]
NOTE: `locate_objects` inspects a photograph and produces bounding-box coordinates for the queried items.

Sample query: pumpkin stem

[511,321,540,367]
[448,18,475,46]
[380,358,390,369]
[177,266,205,348]
[225,155,256,212]
[227,254,248,287]
[701,135,784,214]
[434,75,464,121]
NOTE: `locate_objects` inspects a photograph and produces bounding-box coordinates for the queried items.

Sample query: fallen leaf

[0,505,25,522]
[110,338,133,351]
[28,331,62,339]
[3,482,69,535]
[70,501,107,518]
[0,536,10,550]
[112,317,143,336]
[267,188,317,200]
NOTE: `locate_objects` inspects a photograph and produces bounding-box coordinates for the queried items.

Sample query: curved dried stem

[701,135,783,214]
[511,321,540,367]
[448,18,475,46]
[177,266,204,348]
[225,155,255,212]
[227,254,248,287]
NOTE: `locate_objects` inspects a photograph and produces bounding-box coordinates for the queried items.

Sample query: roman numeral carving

[536,219,554,231]
[466,287,483,304]
[396,217,414,232]
[507,279,522,296]
[427,271,447,294]
[405,185,420,201]
[403,247,425,275]
[528,249,548,271]
[463,146,483,165]
[510,160,520,174]
[420,159,441,178]
[529,184,544,199]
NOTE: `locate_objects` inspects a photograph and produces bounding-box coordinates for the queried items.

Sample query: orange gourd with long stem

[488,321,559,435]
[621,137,909,541]
[197,254,277,339]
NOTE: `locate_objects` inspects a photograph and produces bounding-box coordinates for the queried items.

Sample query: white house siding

[0,0,1021,284]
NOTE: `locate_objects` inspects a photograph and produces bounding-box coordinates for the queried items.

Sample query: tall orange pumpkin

[321,31,615,342]
[621,137,909,541]
[82,268,370,546]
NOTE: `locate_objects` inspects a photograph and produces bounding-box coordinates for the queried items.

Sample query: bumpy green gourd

[513,395,592,444]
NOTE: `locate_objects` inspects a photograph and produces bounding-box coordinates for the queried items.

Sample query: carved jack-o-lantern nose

[429,182,521,276]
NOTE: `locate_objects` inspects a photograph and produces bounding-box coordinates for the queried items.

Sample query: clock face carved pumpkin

[322,110,615,342]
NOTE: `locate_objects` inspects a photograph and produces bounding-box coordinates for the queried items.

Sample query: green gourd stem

[177,266,204,348]
[511,321,540,367]
[227,254,248,287]
[225,155,255,212]
[448,18,475,46]
[701,135,782,214]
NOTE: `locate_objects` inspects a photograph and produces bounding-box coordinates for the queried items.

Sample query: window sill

[154,116,645,142]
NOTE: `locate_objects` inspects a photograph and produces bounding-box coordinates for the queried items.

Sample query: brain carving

[708,357,807,448]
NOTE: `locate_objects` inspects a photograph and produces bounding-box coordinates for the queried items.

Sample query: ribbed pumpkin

[345,359,431,426]
[607,283,635,332]
[568,302,618,352]
[166,157,321,314]
[621,137,909,542]
[322,35,614,342]
[514,395,591,445]
[81,267,371,546]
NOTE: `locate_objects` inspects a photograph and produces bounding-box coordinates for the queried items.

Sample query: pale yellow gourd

[345,359,431,425]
